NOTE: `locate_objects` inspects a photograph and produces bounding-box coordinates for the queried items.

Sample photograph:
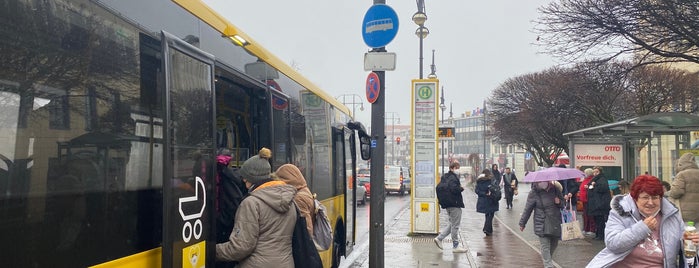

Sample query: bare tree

[626,65,699,115]
[489,68,585,167]
[536,0,699,66]
[567,61,635,124]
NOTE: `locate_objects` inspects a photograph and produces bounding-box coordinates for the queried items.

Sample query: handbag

[560,200,584,241]
[511,181,518,196]
[537,192,561,237]
[291,203,323,268]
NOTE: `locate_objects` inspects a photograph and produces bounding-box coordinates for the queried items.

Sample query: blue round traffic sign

[366,72,380,104]
[362,4,399,48]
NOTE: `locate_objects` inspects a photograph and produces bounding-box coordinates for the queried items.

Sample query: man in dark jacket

[502,167,518,209]
[434,162,467,253]
[586,166,611,240]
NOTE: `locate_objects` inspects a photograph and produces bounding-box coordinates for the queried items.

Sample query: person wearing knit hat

[217,148,298,267]
[276,163,316,236]
[239,147,273,189]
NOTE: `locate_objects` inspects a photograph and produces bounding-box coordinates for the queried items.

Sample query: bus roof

[172,0,351,115]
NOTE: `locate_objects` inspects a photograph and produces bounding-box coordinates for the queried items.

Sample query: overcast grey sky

[202,0,559,125]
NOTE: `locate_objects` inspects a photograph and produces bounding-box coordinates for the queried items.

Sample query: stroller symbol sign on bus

[362,4,399,48]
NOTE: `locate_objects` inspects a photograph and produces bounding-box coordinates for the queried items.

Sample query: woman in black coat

[491,164,502,186]
[476,169,499,236]
[584,166,611,240]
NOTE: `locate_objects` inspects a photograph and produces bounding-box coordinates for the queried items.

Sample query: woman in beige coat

[668,152,699,224]
[216,148,297,268]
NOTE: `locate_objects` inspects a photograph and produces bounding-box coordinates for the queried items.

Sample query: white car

[355,183,367,205]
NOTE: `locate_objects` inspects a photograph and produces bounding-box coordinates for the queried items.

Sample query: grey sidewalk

[341,183,604,267]
[343,201,476,268]
[341,185,542,267]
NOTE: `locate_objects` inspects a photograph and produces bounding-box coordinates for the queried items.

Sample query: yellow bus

[0,0,370,267]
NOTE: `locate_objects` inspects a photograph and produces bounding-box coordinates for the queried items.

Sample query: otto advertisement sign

[573,144,623,166]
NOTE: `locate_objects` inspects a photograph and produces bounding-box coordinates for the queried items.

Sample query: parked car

[358,176,371,201]
[401,166,411,194]
[355,183,367,205]
[384,165,405,195]
[358,168,370,178]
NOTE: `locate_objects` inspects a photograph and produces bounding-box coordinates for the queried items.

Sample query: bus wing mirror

[347,121,372,161]
[359,136,371,161]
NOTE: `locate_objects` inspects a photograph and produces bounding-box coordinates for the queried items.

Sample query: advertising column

[410,79,439,234]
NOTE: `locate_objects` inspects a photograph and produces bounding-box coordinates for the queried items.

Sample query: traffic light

[396,137,400,145]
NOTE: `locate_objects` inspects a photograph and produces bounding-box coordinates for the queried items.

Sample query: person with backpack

[216,148,297,268]
[476,169,499,236]
[276,164,316,237]
[434,162,468,253]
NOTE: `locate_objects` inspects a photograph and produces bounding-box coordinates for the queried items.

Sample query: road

[354,192,411,244]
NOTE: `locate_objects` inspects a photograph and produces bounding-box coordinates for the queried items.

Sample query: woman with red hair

[587,175,699,267]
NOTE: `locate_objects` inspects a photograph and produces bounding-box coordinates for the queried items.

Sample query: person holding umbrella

[519,166,584,267]
[519,179,565,268]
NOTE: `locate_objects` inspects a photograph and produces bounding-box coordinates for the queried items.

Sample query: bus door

[343,127,357,255]
[161,31,215,268]
[331,127,349,265]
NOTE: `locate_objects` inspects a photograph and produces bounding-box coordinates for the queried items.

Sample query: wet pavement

[341,182,607,267]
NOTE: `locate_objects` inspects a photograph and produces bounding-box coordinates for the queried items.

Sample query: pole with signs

[362,1,398,267]
[410,79,439,234]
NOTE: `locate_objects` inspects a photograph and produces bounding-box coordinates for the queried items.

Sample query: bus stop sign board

[362,4,399,48]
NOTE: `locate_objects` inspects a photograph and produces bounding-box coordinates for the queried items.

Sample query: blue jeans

[437,207,462,247]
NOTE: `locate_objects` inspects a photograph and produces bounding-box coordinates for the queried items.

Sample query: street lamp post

[336,94,364,119]
[482,100,487,173]
[386,112,400,166]
[413,0,429,79]
[440,88,446,174]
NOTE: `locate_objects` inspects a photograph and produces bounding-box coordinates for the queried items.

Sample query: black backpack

[436,174,453,208]
[488,181,502,201]
[291,202,323,268]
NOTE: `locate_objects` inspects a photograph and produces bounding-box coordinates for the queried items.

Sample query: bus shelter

[563,112,699,183]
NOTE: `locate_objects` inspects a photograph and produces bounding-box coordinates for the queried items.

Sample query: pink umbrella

[523,167,585,182]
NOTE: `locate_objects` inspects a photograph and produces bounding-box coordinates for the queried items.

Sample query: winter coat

[276,164,316,236]
[216,181,297,268]
[587,173,612,216]
[586,195,684,268]
[579,176,594,203]
[476,174,499,213]
[519,182,564,237]
[492,168,502,186]
[437,171,465,208]
[216,155,248,243]
[668,153,699,224]
[503,172,518,195]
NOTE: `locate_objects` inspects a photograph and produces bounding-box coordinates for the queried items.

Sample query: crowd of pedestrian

[194,141,699,268]
[433,155,699,268]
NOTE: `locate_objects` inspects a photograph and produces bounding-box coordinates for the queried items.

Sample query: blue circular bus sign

[362,4,399,48]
